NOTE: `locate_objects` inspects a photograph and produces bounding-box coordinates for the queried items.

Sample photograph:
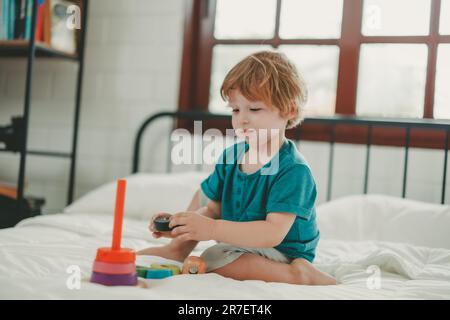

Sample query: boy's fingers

[169,216,188,228]
[171,225,188,236]
[172,212,189,219]
[177,233,191,242]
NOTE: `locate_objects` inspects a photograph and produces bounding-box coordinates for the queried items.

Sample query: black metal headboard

[133,111,450,204]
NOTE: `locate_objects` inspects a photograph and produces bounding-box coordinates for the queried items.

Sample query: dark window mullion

[423,0,442,119]
[196,0,217,111]
[273,0,282,48]
[335,0,363,115]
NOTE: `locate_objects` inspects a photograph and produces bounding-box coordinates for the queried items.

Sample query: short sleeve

[200,151,226,201]
[266,164,317,220]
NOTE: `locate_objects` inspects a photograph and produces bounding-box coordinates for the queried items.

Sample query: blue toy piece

[145,269,173,279]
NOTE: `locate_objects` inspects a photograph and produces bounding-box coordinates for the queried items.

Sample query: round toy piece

[90,272,138,286]
[145,269,173,279]
[93,261,135,275]
[136,266,149,278]
[154,215,173,232]
[150,263,181,275]
[182,256,206,274]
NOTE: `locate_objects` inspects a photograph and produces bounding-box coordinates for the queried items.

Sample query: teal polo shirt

[200,139,320,262]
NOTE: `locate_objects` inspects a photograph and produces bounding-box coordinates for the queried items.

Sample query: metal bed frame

[133,111,450,205]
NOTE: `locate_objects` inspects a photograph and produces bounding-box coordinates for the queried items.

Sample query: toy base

[90,271,137,286]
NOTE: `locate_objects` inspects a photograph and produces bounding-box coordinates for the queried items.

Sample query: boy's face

[228,89,289,147]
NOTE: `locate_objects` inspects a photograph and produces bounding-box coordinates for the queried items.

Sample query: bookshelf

[0,40,79,59]
[0,0,88,227]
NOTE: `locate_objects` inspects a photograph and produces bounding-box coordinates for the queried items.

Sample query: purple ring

[90,272,138,286]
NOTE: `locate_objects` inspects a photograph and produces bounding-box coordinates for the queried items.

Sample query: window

[279,0,344,39]
[179,0,450,147]
[434,44,450,119]
[440,0,450,35]
[356,44,428,118]
[179,0,450,148]
[361,0,431,36]
[214,0,276,39]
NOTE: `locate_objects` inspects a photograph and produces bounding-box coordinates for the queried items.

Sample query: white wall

[0,0,448,213]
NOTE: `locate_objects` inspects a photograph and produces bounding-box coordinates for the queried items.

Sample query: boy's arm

[170,211,295,248]
[212,212,295,248]
[193,189,221,220]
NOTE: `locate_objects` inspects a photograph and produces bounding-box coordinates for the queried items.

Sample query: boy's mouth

[235,128,257,137]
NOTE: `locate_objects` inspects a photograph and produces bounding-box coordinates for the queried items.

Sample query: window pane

[440,0,450,35]
[279,0,343,39]
[280,45,340,116]
[434,44,450,119]
[209,45,272,113]
[214,0,277,39]
[362,0,431,36]
[356,44,428,118]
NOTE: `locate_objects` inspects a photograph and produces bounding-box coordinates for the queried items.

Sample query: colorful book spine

[7,0,15,39]
[36,0,45,41]
[24,0,32,39]
[14,0,26,39]
[0,0,9,40]
[0,0,3,40]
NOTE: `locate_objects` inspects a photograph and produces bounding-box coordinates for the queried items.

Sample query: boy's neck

[246,134,287,165]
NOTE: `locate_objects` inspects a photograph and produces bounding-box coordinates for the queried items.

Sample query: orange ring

[95,247,136,264]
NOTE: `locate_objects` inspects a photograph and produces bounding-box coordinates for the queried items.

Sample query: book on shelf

[0,181,18,199]
[0,0,79,55]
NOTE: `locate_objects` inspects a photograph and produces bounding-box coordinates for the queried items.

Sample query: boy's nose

[241,118,249,125]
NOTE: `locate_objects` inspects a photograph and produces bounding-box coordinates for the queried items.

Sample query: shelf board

[0,40,79,61]
[0,148,72,158]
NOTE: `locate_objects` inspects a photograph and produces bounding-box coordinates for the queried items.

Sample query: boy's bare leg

[137,190,201,262]
[212,253,337,285]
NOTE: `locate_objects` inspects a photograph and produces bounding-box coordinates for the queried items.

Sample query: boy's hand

[148,212,176,239]
[169,211,216,242]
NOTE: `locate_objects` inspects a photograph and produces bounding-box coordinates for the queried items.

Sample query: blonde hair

[220,50,308,129]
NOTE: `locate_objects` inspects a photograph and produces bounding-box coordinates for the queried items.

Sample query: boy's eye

[250,108,261,111]
[232,109,239,113]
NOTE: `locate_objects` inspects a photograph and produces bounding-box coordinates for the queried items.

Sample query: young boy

[139,51,336,285]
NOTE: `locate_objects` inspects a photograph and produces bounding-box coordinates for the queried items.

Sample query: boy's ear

[286,107,298,120]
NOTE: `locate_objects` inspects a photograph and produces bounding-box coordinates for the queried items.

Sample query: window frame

[178,0,450,149]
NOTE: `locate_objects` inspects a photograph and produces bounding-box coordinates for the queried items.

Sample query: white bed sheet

[0,212,449,299]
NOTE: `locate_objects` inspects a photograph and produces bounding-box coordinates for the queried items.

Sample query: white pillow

[316,194,450,249]
[64,172,209,221]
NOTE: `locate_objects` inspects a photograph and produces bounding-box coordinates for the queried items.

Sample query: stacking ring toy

[90,180,138,286]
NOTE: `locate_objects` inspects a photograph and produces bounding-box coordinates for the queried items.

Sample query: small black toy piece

[154,216,173,232]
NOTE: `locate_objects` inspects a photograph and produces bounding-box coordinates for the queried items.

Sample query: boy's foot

[137,244,190,262]
[290,258,337,285]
